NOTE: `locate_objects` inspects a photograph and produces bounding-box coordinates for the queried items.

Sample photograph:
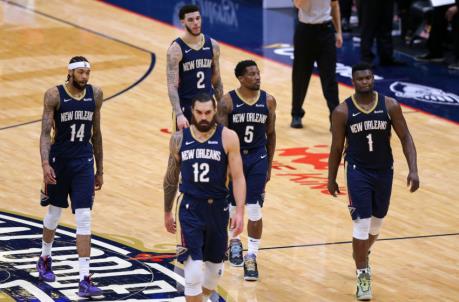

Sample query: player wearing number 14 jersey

[38,56,104,297]
[328,63,419,301]
[167,4,223,131]
[217,60,277,281]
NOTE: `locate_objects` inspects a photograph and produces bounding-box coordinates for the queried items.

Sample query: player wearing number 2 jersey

[167,4,223,131]
[37,56,104,297]
[217,60,277,281]
[328,63,419,301]
[163,93,245,302]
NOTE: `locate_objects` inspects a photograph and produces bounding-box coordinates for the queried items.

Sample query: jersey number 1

[366,134,374,152]
[70,124,85,142]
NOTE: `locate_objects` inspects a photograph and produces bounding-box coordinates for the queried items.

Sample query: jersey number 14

[70,124,85,142]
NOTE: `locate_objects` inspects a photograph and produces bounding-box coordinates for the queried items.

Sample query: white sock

[356,268,369,275]
[247,237,260,256]
[79,257,90,281]
[41,240,53,257]
[202,294,210,302]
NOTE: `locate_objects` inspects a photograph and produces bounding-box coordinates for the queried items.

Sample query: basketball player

[37,56,104,297]
[167,4,223,131]
[163,93,245,302]
[327,63,419,300]
[216,60,276,281]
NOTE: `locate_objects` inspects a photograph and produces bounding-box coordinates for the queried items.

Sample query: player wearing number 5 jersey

[328,63,419,301]
[163,93,245,302]
[167,4,223,131]
[217,60,277,281]
[37,56,104,297]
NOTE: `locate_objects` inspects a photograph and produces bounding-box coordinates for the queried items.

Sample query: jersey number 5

[244,126,254,143]
[192,162,210,182]
[197,71,205,89]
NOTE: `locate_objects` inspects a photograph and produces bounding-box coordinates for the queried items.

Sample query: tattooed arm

[211,39,224,103]
[216,93,233,127]
[266,94,277,182]
[40,87,59,185]
[92,86,104,190]
[167,42,188,130]
[163,131,183,234]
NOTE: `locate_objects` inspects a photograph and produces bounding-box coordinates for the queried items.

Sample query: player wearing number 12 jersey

[328,63,419,301]
[167,4,223,131]
[38,56,104,297]
[217,60,277,281]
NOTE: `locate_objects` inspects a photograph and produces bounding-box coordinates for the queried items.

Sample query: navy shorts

[228,147,268,206]
[43,156,95,213]
[346,161,393,220]
[177,194,229,263]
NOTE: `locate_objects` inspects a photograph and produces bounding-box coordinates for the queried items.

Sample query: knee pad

[352,218,371,240]
[369,216,384,236]
[75,208,91,235]
[43,205,62,230]
[202,261,224,291]
[184,257,203,296]
[246,203,262,221]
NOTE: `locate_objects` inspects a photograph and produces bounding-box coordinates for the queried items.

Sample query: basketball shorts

[345,161,393,220]
[42,156,95,213]
[177,194,229,263]
[228,146,268,207]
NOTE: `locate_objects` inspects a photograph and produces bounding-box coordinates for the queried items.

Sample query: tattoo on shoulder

[92,86,104,107]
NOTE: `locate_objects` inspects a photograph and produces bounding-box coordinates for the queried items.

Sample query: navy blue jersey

[344,92,393,170]
[228,90,269,150]
[175,35,214,107]
[179,125,228,199]
[50,84,95,158]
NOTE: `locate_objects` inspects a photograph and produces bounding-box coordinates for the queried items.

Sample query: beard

[185,24,201,36]
[192,115,217,132]
[71,77,87,90]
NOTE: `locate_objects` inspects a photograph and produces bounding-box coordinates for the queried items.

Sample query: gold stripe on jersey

[63,83,87,101]
[351,92,379,114]
[235,89,261,106]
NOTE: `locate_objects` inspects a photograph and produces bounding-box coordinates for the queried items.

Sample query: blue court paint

[0,211,226,301]
[102,0,459,123]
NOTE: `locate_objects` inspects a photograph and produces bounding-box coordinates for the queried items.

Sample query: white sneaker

[356,270,372,300]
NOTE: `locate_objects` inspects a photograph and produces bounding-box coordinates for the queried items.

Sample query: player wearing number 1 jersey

[37,56,104,297]
[328,63,419,301]
[167,4,223,131]
[217,60,277,281]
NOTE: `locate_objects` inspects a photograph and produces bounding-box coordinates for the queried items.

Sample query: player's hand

[230,207,244,237]
[446,5,458,22]
[328,179,340,197]
[43,163,56,185]
[164,212,176,234]
[95,173,104,191]
[407,171,419,193]
[176,114,189,130]
[335,32,343,48]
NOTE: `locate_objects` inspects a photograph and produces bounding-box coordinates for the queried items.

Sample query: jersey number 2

[197,71,205,89]
[70,124,85,142]
[192,162,210,182]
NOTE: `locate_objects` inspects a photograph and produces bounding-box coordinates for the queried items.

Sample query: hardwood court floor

[0,0,458,301]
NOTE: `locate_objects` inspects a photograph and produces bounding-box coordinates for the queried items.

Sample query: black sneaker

[228,239,243,267]
[415,53,444,62]
[243,254,259,281]
[290,116,303,129]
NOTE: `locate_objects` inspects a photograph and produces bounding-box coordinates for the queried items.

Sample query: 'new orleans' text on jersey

[345,92,393,170]
[175,35,214,107]
[228,90,269,150]
[179,125,228,200]
[50,84,95,159]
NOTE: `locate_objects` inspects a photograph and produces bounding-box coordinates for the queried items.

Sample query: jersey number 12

[192,162,210,182]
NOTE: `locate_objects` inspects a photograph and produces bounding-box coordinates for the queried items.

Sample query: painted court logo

[390,81,459,105]
[0,212,225,301]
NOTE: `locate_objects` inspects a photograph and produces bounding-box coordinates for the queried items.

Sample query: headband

[68,61,91,70]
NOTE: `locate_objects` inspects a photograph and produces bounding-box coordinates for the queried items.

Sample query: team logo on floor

[0,212,225,301]
[390,81,459,105]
